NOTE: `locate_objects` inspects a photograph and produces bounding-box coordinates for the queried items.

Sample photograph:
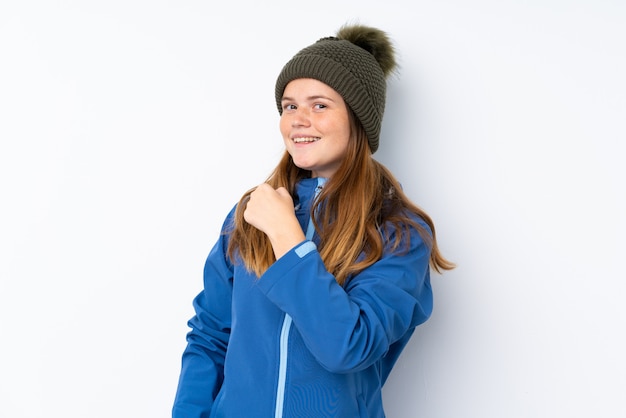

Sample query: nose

[291,108,311,127]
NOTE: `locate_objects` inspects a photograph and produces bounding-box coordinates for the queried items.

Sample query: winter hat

[275,24,396,154]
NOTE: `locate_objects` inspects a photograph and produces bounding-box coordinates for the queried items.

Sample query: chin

[292,160,314,172]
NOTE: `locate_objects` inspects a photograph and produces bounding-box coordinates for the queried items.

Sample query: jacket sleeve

[172,214,234,418]
[255,219,433,374]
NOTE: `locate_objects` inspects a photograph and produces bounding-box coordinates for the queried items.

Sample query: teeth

[293,137,320,143]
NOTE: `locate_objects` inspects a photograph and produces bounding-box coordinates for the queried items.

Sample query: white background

[1,1,624,417]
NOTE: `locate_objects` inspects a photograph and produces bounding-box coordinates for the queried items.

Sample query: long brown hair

[227,112,455,285]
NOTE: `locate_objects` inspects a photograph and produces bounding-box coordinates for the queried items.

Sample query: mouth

[292,136,321,143]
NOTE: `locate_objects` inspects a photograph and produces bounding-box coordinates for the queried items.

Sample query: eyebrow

[281,95,336,103]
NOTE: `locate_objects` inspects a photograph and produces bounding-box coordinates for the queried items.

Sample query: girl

[173,23,454,417]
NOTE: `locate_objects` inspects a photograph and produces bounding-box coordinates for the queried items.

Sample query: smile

[293,137,320,143]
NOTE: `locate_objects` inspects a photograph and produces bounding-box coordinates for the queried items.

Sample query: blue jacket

[173,177,433,417]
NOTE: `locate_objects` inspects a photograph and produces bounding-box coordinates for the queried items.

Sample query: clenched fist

[244,183,306,260]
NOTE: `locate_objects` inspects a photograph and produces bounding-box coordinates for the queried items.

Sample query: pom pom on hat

[335,24,396,78]
[275,24,396,153]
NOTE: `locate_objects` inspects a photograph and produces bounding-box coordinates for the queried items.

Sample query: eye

[314,103,327,110]
[282,103,297,111]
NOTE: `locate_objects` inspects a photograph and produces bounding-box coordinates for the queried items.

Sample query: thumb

[275,187,291,198]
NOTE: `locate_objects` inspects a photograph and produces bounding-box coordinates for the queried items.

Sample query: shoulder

[380,211,432,255]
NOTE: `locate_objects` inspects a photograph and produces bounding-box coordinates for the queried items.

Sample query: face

[280,78,351,178]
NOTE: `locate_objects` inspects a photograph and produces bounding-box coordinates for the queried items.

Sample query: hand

[244,183,306,259]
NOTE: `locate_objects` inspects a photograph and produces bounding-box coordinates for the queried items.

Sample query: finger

[275,187,291,198]
[255,183,273,194]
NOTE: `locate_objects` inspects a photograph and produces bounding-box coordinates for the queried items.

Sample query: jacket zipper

[274,177,325,418]
[275,314,292,418]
